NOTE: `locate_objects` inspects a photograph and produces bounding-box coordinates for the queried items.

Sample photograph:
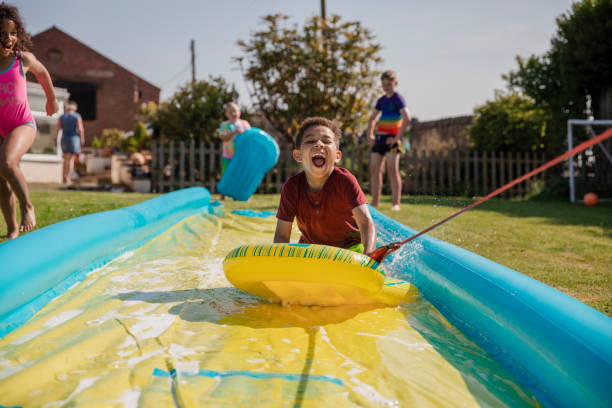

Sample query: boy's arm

[273,219,293,243]
[398,107,412,141]
[386,107,412,146]
[352,204,376,255]
[22,52,59,116]
[365,110,380,147]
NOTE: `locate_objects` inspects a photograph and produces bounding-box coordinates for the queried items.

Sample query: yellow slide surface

[0,212,538,407]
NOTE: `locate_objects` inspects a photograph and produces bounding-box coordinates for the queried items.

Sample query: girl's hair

[224,102,239,111]
[0,3,32,53]
[294,117,342,149]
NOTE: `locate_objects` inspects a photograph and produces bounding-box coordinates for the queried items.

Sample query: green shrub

[469,92,548,153]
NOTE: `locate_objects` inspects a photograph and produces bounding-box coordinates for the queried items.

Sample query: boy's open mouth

[312,153,326,168]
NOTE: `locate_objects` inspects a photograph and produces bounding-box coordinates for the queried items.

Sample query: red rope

[370,128,612,263]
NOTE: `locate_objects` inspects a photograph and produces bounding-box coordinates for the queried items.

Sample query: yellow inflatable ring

[223,243,416,306]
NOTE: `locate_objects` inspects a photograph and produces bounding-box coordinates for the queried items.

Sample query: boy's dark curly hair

[0,2,32,54]
[294,117,342,149]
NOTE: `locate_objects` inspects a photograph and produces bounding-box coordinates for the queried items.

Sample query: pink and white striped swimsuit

[0,52,35,138]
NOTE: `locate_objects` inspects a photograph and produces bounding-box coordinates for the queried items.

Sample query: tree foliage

[504,0,612,155]
[152,77,240,143]
[469,92,548,153]
[236,14,382,145]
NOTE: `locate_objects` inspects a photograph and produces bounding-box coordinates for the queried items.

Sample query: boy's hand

[46,99,60,116]
[367,134,376,147]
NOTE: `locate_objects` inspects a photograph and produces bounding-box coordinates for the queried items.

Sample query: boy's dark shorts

[371,134,402,155]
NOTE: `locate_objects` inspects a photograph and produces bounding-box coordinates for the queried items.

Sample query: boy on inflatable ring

[273,117,377,256]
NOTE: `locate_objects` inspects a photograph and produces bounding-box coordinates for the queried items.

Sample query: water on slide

[0,211,538,407]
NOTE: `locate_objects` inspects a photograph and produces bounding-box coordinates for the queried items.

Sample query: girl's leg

[0,125,37,233]
[0,177,18,239]
[386,151,402,210]
[369,152,385,207]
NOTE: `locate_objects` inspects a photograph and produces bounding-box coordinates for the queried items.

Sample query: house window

[54,80,97,120]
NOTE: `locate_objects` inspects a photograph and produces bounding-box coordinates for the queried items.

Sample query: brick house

[29,26,160,145]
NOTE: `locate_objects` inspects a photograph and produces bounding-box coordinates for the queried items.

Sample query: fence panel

[151,139,545,197]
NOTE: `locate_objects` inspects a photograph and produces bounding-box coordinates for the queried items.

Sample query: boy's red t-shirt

[276,167,368,248]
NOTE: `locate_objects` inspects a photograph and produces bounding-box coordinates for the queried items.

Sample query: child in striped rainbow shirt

[366,70,411,211]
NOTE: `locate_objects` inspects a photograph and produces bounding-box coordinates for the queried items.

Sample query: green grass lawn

[2,189,610,316]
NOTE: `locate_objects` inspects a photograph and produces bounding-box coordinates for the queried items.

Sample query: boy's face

[225,104,240,122]
[293,125,341,179]
[381,78,397,96]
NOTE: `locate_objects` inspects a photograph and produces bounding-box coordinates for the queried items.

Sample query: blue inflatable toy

[217,128,279,201]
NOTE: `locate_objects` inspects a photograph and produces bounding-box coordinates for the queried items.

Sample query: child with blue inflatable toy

[366,70,411,211]
[217,102,250,199]
[274,117,377,255]
[0,3,59,239]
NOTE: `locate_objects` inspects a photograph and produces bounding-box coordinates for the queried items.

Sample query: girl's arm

[22,51,59,116]
[218,123,233,141]
[273,219,293,243]
[352,204,376,255]
[219,131,233,142]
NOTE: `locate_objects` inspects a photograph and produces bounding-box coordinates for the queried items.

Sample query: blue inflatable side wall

[370,207,612,408]
[217,128,279,201]
[0,187,211,338]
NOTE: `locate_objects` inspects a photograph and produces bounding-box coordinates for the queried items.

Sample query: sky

[15,0,575,121]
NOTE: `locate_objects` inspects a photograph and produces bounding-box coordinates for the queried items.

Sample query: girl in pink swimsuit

[0,4,58,239]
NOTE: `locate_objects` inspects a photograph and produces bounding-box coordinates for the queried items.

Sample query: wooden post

[357,142,364,185]
[189,139,195,187]
[199,141,205,186]
[404,149,411,194]
[275,146,283,193]
[464,150,470,195]
[482,151,488,195]
[446,152,452,195]
[168,140,175,191]
[438,151,445,195]
[421,150,429,194]
[454,150,460,195]
[491,151,497,192]
[179,141,185,189]
[473,150,479,196]
[158,141,165,192]
[208,145,215,193]
[508,151,514,197]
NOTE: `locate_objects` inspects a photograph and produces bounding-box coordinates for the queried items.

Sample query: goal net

[567,119,612,202]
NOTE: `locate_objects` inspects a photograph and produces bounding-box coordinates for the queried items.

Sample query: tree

[152,77,240,143]
[469,92,548,153]
[504,0,612,155]
[236,14,382,145]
